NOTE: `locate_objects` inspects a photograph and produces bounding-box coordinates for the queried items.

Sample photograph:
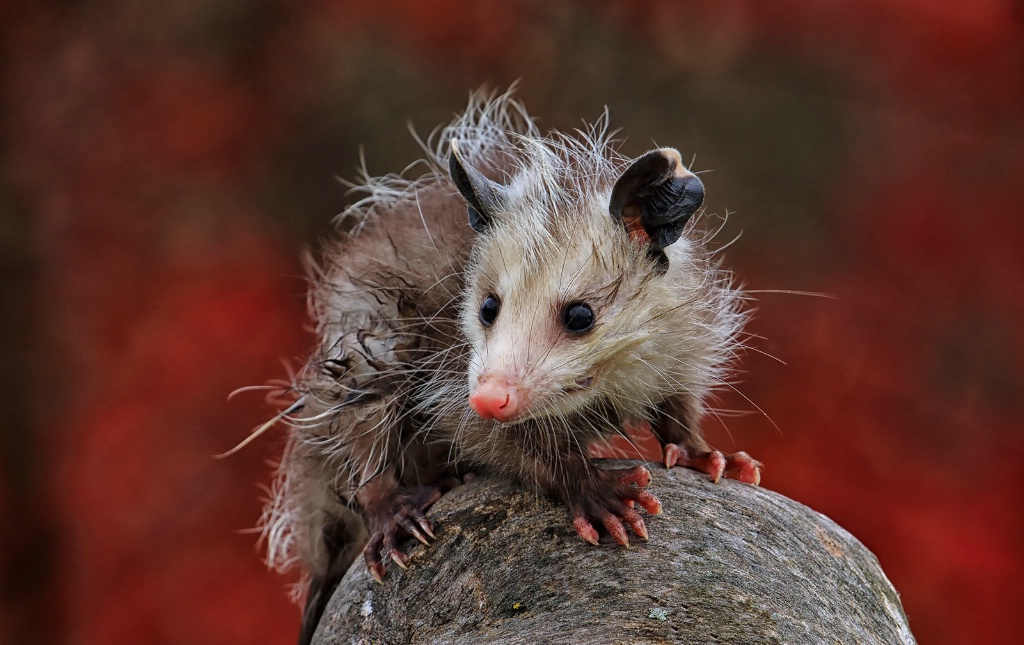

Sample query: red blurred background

[1,1,1021,643]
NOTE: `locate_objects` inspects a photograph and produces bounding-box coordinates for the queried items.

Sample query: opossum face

[461,216,664,423]
[451,144,707,424]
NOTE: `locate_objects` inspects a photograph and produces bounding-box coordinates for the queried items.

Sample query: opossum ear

[609,148,704,251]
[449,139,508,233]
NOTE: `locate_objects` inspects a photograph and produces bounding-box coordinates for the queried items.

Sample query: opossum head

[450,141,716,425]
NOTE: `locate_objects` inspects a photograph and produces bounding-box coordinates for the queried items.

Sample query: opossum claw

[369,563,385,584]
[364,522,415,582]
[664,444,762,486]
[600,513,630,548]
[573,517,601,546]
[634,490,663,516]
[404,523,430,546]
[398,510,432,545]
[630,516,649,541]
[663,443,680,469]
[568,465,660,546]
[389,549,409,570]
[363,536,387,583]
[706,451,727,483]
[416,517,436,540]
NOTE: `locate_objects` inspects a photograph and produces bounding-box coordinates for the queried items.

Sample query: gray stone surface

[313,463,915,644]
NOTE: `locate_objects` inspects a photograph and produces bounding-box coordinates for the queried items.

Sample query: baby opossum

[255,91,761,644]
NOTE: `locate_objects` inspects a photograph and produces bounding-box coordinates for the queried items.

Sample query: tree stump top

[314,463,915,644]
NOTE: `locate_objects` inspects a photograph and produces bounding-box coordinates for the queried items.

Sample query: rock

[313,462,916,644]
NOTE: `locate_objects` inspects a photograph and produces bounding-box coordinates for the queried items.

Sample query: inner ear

[449,140,509,233]
[609,148,705,250]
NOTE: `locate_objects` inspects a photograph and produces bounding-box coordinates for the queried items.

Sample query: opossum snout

[469,376,521,422]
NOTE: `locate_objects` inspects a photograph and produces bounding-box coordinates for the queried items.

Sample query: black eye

[563,303,594,333]
[479,295,500,327]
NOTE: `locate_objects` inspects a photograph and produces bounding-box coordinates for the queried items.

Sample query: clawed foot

[362,476,461,583]
[569,465,663,548]
[663,444,762,485]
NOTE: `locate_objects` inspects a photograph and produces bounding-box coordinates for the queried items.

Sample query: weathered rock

[313,462,915,644]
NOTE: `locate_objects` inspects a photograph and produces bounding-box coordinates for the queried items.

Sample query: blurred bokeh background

[1,1,1021,643]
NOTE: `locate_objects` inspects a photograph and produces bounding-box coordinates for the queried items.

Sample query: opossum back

[313,177,475,333]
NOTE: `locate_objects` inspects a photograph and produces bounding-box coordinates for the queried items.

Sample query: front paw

[362,477,460,583]
[663,444,762,485]
[568,465,662,548]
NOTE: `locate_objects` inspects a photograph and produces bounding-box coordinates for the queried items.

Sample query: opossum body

[260,91,761,644]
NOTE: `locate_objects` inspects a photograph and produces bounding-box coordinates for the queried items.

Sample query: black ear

[609,148,704,250]
[449,139,508,233]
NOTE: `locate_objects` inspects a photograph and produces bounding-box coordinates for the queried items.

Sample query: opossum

[254,90,761,644]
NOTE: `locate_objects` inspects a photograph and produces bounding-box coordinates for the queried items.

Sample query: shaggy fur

[255,89,747,643]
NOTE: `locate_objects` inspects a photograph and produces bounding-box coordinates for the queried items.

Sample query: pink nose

[469,377,520,421]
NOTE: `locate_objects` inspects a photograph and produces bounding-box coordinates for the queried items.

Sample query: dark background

[2,1,1022,643]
